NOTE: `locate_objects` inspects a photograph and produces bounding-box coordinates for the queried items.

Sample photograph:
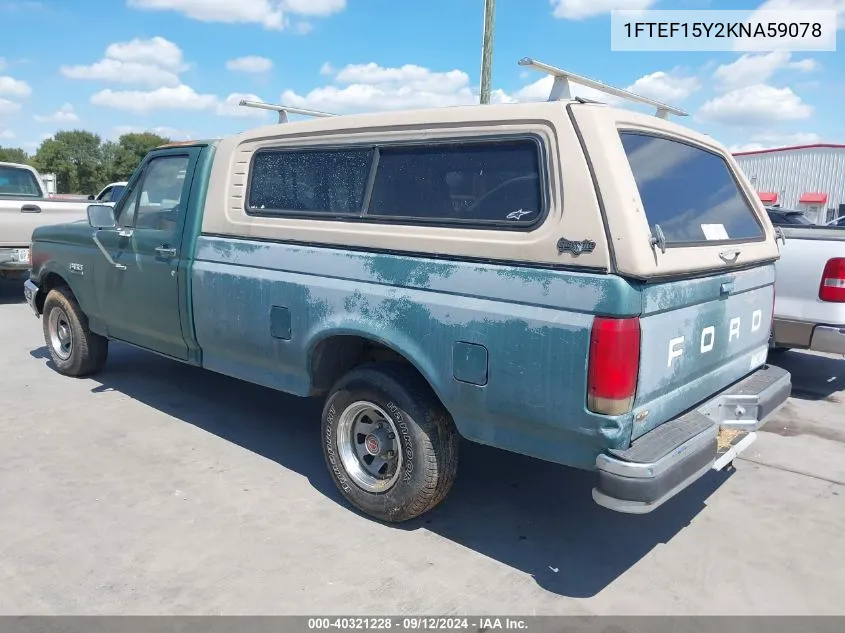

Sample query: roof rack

[238,99,337,123]
[518,58,688,120]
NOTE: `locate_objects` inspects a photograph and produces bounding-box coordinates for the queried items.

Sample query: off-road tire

[321,362,459,523]
[42,286,108,377]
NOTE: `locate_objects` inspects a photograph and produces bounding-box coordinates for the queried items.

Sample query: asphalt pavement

[1,278,843,615]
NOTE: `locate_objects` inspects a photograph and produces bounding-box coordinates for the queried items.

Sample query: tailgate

[0,199,88,247]
[568,104,780,279]
[632,264,775,439]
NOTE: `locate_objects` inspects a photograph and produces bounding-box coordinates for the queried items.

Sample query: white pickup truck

[771,224,845,356]
[0,161,89,278]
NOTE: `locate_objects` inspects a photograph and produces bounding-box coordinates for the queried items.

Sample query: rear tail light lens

[819,258,845,302]
[587,316,640,416]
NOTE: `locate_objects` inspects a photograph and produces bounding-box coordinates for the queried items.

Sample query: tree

[33,130,105,194]
[0,146,30,164]
[108,132,170,182]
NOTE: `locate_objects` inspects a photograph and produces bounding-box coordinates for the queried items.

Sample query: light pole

[479,0,496,104]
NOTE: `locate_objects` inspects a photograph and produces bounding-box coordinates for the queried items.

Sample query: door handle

[155,245,177,258]
[21,204,41,213]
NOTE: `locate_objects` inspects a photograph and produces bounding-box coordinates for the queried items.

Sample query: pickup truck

[771,225,845,356]
[22,63,791,522]
[1,161,89,279]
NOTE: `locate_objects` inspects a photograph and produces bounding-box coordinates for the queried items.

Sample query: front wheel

[322,363,459,522]
[42,286,108,377]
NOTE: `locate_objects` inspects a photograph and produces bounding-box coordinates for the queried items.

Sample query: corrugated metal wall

[734,147,845,219]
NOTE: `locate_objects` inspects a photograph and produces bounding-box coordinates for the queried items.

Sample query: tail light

[818,258,845,302]
[587,316,640,416]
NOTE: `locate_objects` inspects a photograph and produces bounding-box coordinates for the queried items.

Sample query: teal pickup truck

[23,70,791,522]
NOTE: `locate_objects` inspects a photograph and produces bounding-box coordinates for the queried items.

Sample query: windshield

[619,132,764,245]
[0,165,42,197]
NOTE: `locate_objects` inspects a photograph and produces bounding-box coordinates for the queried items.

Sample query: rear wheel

[42,287,108,377]
[321,362,459,522]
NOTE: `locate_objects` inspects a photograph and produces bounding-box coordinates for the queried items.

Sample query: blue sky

[1,0,844,154]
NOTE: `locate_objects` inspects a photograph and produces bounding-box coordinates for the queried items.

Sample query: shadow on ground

[767,349,844,402]
[0,277,26,305]
[29,342,730,598]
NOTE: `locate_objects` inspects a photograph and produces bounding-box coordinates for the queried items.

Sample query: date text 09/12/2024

[307,617,529,630]
[622,21,823,39]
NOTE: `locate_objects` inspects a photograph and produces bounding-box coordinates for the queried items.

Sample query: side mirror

[87,194,95,201]
[87,204,116,229]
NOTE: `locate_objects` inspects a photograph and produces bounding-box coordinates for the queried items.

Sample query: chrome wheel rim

[48,307,73,361]
[336,401,403,493]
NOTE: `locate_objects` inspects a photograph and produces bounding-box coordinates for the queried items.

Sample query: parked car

[0,161,90,279]
[771,225,845,356]
[825,215,845,228]
[89,181,128,205]
[765,206,812,226]
[23,61,791,521]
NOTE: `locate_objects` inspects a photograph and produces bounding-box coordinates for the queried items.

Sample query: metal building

[733,143,845,225]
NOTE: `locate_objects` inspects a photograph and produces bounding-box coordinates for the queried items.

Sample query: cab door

[94,148,201,360]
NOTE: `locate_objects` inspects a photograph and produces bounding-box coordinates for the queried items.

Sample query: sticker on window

[701,223,730,241]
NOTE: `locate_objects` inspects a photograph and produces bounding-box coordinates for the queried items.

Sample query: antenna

[518,58,688,119]
[238,100,337,123]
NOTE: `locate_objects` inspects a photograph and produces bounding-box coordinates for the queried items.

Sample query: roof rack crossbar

[517,58,688,119]
[238,99,337,123]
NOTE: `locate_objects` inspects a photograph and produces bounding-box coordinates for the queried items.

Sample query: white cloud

[0,97,21,115]
[294,21,314,34]
[0,128,14,140]
[127,0,345,30]
[33,103,79,124]
[216,93,272,117]
[62,59,181,87]
[319,62,335,75]
[698,84,813,126]
[551,0,656,20]
[281,62,478,113]
[60,36,185,87]
[91,85,218,114]
[505,74,621,105]
[0,58,5,71]
[114,125,193,140]
[626,71,700,102]
[0,75,31,98]
[729,131,822,153]
[226,56,273,74]
[713,51,817,91]
[106,36,185,71]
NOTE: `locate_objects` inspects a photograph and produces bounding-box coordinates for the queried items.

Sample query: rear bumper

[773,318,845,355]
[810,326,845,355]
[593,364,791,514]
[0,247,30,271]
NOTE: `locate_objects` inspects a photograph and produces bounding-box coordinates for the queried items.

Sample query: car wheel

[322,362,459,522]
[42,286,108,377]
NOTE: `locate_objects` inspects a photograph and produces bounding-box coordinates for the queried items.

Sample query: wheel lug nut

[388,433,395,439]
[386,450,394,458]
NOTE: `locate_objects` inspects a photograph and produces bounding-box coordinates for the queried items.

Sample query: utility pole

[479,0,496,104]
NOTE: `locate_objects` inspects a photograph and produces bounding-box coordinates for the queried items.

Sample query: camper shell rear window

[619,132,764,245]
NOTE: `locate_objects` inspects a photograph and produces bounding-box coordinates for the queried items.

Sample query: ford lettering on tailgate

[631,266,776,439]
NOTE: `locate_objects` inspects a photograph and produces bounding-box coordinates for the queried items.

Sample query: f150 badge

[68,262,84,275]
[557,238,596,255]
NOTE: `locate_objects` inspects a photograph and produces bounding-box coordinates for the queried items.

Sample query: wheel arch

[306,328,452,417]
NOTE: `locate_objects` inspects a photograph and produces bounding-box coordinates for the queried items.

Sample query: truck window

[619,132,764,245]
[116,155,189,231]
[248,148,373,215]
[0,165,41,197]
[368,139,543,226]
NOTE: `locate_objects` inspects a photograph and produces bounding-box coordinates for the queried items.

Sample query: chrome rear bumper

[593,364,791,514]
